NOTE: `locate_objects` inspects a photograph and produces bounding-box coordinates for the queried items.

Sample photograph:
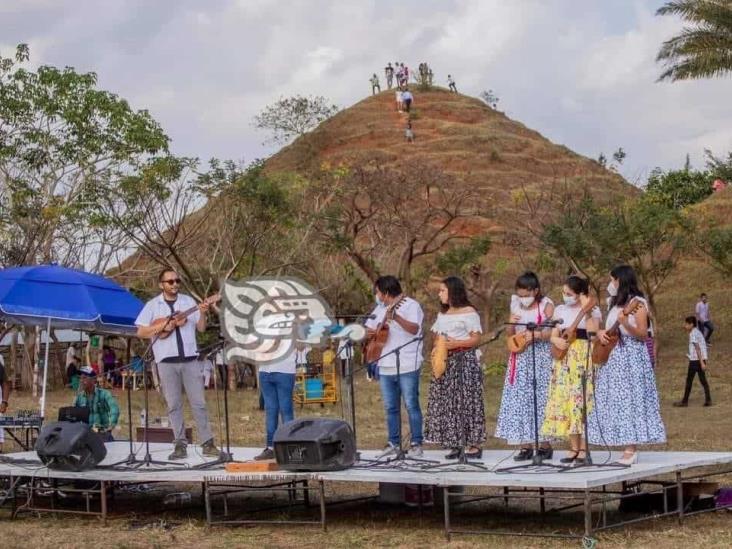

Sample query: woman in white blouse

[425,276,485,460]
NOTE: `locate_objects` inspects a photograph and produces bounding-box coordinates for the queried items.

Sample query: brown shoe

[168,441,187,460]
[254,447,275,461]
[202,439,220,457]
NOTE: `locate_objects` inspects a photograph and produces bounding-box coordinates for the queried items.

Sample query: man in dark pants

[695,293,714,344]
[674,316,712,407]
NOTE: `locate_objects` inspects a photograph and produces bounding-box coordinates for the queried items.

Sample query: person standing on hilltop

[448,74,457,93]
[428,68,434,85]
[385,63,394,89]
[401,88,413,113]
[370,73,381,95]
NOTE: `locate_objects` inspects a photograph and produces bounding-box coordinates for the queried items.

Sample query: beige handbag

[431,334,448,379]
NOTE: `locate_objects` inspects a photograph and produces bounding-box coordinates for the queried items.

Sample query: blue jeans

[379,369,423,446]
[259,371,295,447]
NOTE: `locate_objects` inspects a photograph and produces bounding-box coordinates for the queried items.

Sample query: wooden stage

[1,443,731,542]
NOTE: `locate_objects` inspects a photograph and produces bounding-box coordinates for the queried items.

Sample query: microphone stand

[497,320,565,473]
[425,329,504,472]
[193,339,234,470]
[130,313,188,469]
[108,361,139,467]
[567,331,629,472]
[367,335,438,467]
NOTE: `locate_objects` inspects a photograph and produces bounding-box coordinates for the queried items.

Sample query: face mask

[563,295,577,306]
[518,296,535,308]
[375,295,384,306]
[607,281,618,297]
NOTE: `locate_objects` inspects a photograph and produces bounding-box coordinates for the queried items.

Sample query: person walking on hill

[395,88,403,112]
[370,73,381,95]
[385,63,394,89]
[448,74,457,93]
[695,293,714,344]
[401,88,413,112]
[674,316,712,407]
[405,121,414,143]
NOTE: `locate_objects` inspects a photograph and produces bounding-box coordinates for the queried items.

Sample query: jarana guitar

[152,293,221,339]
[591,298,644,366]
[364,295,407,364]
[551,295,598,360]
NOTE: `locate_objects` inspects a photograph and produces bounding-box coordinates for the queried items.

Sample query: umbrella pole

[40,317,51,418]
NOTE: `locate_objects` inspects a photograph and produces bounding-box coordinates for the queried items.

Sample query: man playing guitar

[365,275,425,459]
[135,268,220,460]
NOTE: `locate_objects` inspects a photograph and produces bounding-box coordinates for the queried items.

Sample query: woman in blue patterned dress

[495,272,555,461]
[588,265,666,465]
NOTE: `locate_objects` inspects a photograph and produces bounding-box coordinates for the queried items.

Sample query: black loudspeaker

[273,418,356,471]
[35,421,107,471]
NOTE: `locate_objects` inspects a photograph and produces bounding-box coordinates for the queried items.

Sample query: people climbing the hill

[385,63,394,89]
[370,74,381,95]
[673,315,712,407]
[695,293,714,344]
[395,88,403,112]
[401,88,413,112]
[405,121,414,143]
[448,74,457,93]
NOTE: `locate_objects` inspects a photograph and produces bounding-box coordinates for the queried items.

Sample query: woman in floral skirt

[542,275,602,465]
[495,272,555,461]
[588,265,666,465]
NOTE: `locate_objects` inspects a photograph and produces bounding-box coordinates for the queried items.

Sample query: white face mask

[607,281,618,297]
[375,295,384,306]
[518,296,535,308]
[563,295,577,306]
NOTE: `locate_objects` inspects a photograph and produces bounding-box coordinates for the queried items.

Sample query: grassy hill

[266,87,634,255]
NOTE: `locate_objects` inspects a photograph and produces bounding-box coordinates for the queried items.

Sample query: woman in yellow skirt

[542,276,601,465]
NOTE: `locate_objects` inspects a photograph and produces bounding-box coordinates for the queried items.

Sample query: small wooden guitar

[152,293,221,339]
[432,327,505,379]
[551,295,598,360]
[591,298,644,366]
[364,295,407,364]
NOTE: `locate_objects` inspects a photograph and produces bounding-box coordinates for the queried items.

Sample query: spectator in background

[66,343,79,371]
[73,366,120,442]
[674,316,712,407]
[712,179,727,192]
[448,74,457,93]
[695,293,714,344]
[370,73,381,95]
[401,88,413,113]
[102,345,117,385]
[428,68,434,85]
[66,355,81,390]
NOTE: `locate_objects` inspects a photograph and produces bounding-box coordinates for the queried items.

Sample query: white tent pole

[40,316,51,418]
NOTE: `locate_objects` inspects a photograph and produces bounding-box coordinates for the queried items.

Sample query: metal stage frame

[1,444,731,542]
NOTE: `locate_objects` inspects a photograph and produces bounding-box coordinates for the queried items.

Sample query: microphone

[540,319,563,327]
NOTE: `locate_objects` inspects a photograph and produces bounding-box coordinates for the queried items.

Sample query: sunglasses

[162,278,182,285]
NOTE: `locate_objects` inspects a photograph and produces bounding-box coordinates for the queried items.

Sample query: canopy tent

[0,264,144,416]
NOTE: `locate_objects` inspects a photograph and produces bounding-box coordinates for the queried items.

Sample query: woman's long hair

[515,271,543,303]
[609,264,644,308]
[441,276,473,313]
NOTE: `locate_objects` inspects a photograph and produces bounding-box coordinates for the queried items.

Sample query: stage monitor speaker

[273,418,356,471]
[35,421,107,471]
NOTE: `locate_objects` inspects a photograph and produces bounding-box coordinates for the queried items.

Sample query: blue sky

[2,0,730,183]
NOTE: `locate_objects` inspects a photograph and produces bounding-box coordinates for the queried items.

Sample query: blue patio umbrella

[0,264,144,416]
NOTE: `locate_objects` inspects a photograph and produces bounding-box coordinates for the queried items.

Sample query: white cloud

[1,0,730,179]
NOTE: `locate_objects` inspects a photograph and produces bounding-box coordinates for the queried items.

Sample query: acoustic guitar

[591,298,644,366]
[364,295,407,364]
[431,327,505,379]
[550,295,598,360]
[151,293,221,339]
